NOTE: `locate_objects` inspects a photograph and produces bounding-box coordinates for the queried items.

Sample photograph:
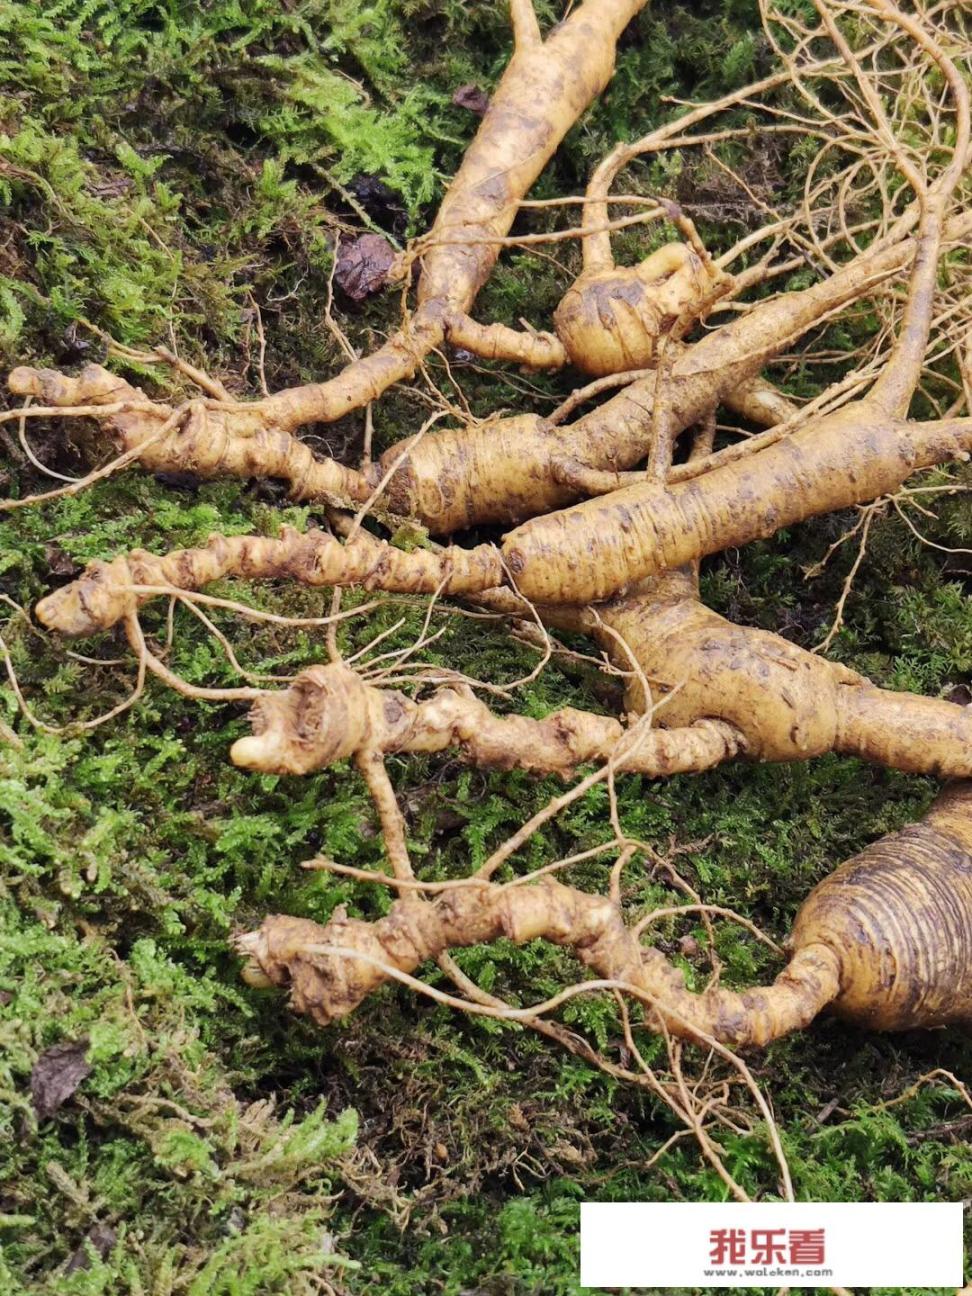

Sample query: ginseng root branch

[237,782,972,1046]
[228,660,743,779]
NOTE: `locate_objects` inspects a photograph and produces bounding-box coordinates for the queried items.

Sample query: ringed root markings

[576,569,972,778]
[237,782,972,1046]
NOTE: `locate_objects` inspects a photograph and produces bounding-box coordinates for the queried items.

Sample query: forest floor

[1,1,970,1293]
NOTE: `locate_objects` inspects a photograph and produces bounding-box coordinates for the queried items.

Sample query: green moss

[2,0,971,1293]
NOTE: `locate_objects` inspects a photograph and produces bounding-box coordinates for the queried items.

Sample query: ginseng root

[35,391,972,625]
[227,659,742,778]
[576,569,972,777]
[15,200,967,534]
[501,0,972,599]
[212,567,972,783]
[33,524,506,638]
[22,5,972,533]
[4,0,649,461]
[236,781,972,1046]
[549,204,733,377]
[23,154,971,587]
[15,0,971,537]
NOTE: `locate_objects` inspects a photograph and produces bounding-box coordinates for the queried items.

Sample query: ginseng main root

[215,566,972,784]
[15,205,970,535]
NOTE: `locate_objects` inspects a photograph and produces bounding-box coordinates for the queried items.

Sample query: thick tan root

[4,360,791,536]
[445,314,567,369]
[322,204,972,532]
[20,368,971,600]
[5,0,649,467]
[791,781,972,1031]
[573,569,972,777]
[236,878,840,1046]
[34,402,972,637]
[552,238,731,376]
[37,501,972,787]
[34,526,503,637]
[12,197,967,537]
[1,362,586,536]
[44,543,968,778]
[6,364,369,504]
[550,207,972,484]
[38,514,972,784]
[236,783,972,1045]
[6,362,561,530]
[503,0,971,601]
[228,660,743,777]
[502,407,972,603]
[221,0,650,428]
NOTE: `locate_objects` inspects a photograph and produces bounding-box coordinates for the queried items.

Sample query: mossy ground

[1,2,971,1293]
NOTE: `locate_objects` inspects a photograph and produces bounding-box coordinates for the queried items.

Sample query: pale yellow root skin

[34,398,969,642]
[6,364,369,503]
[552,242,725,376]
[470,571,972,778]
[501,572,972,781]
[5,362,793,539]
[236,878,841,1048]
[208,0,651,429]
[13,210,964,537]
[7,353,801,547]
[579,570,972,777]
[502,403,972,603]
[541,210,972,493]
[33,526,504,637]
[7,0,650,451]
[229,660,743,778]
[37,534,972,785]
[179,561,972,782]
[503,89,972,601]
[791,781,972,1032]
[237,783,972,1046]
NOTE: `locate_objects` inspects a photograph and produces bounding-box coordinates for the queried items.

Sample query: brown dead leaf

[334,234,396,302]
[44,543,80,579]
[30,1039,91,1119]
[64,1224,118,1274]
[452,84,489,116]
[87,175,134,199]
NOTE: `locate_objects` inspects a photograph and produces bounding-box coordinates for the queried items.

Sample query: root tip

[229,735,267,770]
[230,732,291,773]
[234,929,275,988]
[7,366,42,397]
